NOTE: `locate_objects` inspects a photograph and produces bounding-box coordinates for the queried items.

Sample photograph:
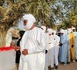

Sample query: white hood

[22,14,36,30]
[47,28,53,34]
[41,26,46,32]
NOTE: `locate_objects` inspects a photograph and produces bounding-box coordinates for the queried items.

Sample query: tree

[0,0,52,46]
[68,9,77,28]
[0,0,77,46]
[58,1,77,29]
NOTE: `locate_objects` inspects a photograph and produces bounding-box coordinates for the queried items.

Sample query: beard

[24,20,34,30]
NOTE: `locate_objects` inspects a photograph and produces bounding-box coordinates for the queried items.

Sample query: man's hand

[22,49,28,55]
[14,46,20,51]
[45,50,48,54]
[59,42,62,46]
[72,44,74,48]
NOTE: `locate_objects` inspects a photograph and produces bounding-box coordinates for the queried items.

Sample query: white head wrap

[67,28,72,33]
[41,26,46,32]
[71,27,76,32]
[53,30,56,35]
[22,14,36,30]
[60,29,65,33]
[64,30,67,34]
[47,28,53,34]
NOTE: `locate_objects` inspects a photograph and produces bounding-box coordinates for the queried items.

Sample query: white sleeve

[28,31,46,54]
[45,34,49,50]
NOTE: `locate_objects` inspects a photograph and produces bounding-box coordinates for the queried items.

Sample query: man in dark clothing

[15,30,25,70]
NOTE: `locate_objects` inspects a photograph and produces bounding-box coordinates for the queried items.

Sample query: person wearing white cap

[64,29,70,64]
[67,28,72,63]
[41,25,49,70]
[41,26,46,33]
[47,28,55,70]
[52,30,60,69]
[59,29,68,64]
[19,14,47,70]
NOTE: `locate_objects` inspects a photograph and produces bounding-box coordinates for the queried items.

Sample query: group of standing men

[44,26,77,70]
[59,27,77,64]
[5,14,77,70]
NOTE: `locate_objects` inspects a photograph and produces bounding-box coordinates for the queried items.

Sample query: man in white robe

[67,28,71,63]
[53,30,60,69]
[59,29,68,64]
[41,26,49,70]
[47,28,55,69]
[19,14,47,70]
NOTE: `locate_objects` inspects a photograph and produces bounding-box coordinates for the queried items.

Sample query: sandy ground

[55,62,77,70]
[13,62,77,70]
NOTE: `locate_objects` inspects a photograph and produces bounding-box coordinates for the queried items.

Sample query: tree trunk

[0,30,6,47]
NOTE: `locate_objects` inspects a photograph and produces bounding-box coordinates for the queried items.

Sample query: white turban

[67,28,72,33]
[53,30,56,35]
[47,28,53,34]
[60,29,65,33]
[22,14,36,30]
[23,14,36,23]
[64,30,67,34]
[71,27,76,30]
[41,26,46,32]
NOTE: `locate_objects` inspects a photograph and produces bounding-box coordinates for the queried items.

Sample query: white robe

[19,27,46,70]
[53,35,60,66]
[44,33,49,70]
[47,35,55,67]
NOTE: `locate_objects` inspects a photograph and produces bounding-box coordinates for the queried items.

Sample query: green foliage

[0,0,52,30]
[0,0,77,30]
[68,9,77,26]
